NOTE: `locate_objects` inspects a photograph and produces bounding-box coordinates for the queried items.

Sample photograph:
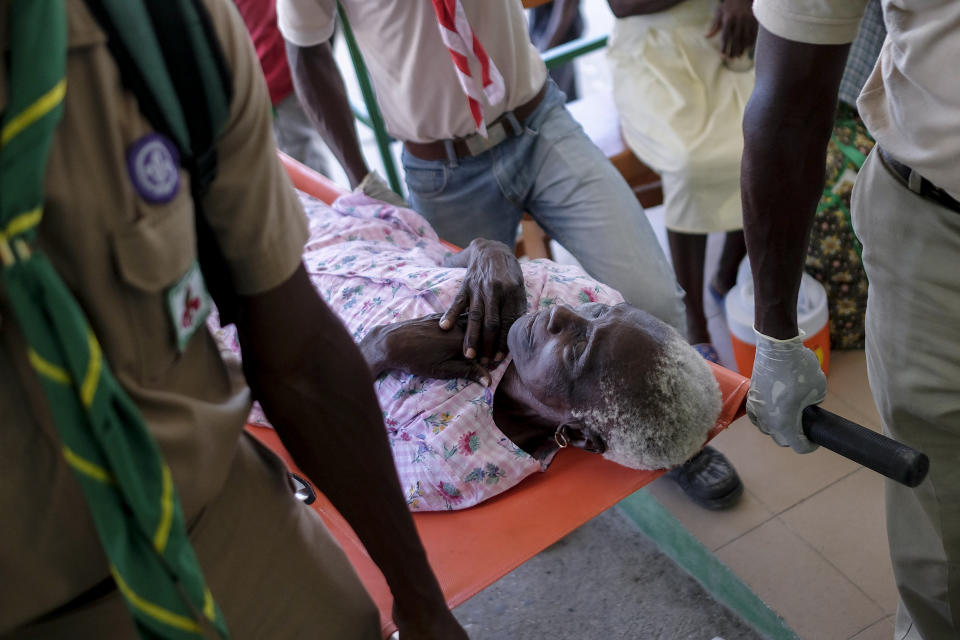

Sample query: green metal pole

[542,34,608,70]
[337,4,403,195]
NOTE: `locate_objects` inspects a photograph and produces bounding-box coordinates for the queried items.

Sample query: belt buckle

[464,121,508,156]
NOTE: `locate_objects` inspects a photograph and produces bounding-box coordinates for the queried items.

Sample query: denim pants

[402,81,687,334]
[852,150,960,640]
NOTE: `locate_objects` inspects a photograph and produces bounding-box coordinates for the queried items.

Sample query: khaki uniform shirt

[754,0,960,200]
[276,0,547,143]
[0,0,308,631]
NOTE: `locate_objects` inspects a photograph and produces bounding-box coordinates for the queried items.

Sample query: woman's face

[506,303,665,414]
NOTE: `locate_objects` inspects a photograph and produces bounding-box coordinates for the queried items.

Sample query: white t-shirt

[277,0,547,143]
[754,0,960,200]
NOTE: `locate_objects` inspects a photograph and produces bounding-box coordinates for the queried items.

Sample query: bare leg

[711,230,747,296]
[667,230,709,344]
[667,231,744,510]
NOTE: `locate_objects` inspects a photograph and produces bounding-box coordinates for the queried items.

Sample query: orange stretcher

[248,153,752,637]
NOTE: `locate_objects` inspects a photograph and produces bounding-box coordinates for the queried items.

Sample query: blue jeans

[402,81,686,334]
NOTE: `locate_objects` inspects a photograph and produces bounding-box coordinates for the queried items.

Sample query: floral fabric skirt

[806,103,873,350]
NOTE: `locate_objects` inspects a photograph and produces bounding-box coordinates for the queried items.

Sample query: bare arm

[533,0,581,50]
[236,265,466,639]
[286,40,369,188]
[741,26,850,338]
[359,313,492,385]
[606,0,686,18]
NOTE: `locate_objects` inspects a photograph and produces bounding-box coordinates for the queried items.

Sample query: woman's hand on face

[366,313,492,386]
[440,238,527,364]
[706,0,758,59]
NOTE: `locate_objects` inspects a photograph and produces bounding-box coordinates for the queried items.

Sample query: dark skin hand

[741,27,850,338]
[236,264,467,640]
[360,312,493,386]
[286,40,370,188]
[706,0,758,59]
[439,238,526,365]
[606,0,754,57]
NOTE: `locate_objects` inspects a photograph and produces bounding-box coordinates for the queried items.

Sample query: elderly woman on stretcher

[211,191,720,511]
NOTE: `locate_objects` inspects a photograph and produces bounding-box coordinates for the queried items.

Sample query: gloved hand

[355,170,409,208]
[746,330,827,453]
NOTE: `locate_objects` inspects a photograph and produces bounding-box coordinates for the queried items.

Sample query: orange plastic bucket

[725,261,831,378]
[730,323,830,379]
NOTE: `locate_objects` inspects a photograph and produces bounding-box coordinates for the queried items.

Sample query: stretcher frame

[246,153,752,637]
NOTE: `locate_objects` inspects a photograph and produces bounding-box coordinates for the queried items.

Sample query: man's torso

[278,0,547,142]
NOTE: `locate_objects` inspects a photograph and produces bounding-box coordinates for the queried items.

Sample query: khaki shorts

[8,435,381,640]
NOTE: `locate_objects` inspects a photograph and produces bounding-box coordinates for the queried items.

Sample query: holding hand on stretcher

[747,332,827,454]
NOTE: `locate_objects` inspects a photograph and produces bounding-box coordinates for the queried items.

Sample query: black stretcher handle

[802,405,929,488]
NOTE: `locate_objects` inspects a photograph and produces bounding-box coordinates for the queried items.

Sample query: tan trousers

[8,435,381,640]
[853,150,960,640]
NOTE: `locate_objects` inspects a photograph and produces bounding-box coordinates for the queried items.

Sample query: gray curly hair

[571,322,721,470]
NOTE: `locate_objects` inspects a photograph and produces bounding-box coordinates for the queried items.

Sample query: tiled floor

[651,354,897,640]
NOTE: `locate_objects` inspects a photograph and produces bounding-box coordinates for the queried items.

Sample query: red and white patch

[166,262,212,351]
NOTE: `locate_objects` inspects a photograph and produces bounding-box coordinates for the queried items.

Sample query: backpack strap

[83,0,240,323]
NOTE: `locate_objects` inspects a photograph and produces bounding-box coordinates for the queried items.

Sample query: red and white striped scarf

[431,0,505,137]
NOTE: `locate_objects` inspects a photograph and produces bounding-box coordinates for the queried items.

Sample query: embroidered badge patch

[166,262,212,352]
[127,134,180,204]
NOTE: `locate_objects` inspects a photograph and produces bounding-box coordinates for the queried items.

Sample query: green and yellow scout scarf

[0,1,228,637]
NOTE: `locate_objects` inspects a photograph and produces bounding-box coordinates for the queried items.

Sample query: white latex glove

[355,170,409,208]
[746,330,827,453]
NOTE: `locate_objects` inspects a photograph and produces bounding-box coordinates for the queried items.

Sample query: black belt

[403,83,547,161]
[877,146,960,214]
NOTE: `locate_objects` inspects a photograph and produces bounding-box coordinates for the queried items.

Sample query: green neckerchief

[0,1,227,637]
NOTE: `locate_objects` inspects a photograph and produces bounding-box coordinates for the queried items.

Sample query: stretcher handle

[802,406,929,487]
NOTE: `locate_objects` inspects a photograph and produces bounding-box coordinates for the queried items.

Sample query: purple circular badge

[126,134,181,204]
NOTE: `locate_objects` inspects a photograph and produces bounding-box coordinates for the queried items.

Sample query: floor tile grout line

[770,510,889,620]
[706,490,779,553]
[712,509,886,638]
[845,614,894,640]
[780,507,895,619]
[707,470,891,628]
[769,466,863,517]
[709,467,864,555]
[618,490,800,640]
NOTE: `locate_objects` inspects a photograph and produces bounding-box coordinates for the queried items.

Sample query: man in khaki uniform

[0,0,465,637]
[739,1,960,638]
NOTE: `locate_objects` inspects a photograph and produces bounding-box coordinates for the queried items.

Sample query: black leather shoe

[666,446,743,510]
